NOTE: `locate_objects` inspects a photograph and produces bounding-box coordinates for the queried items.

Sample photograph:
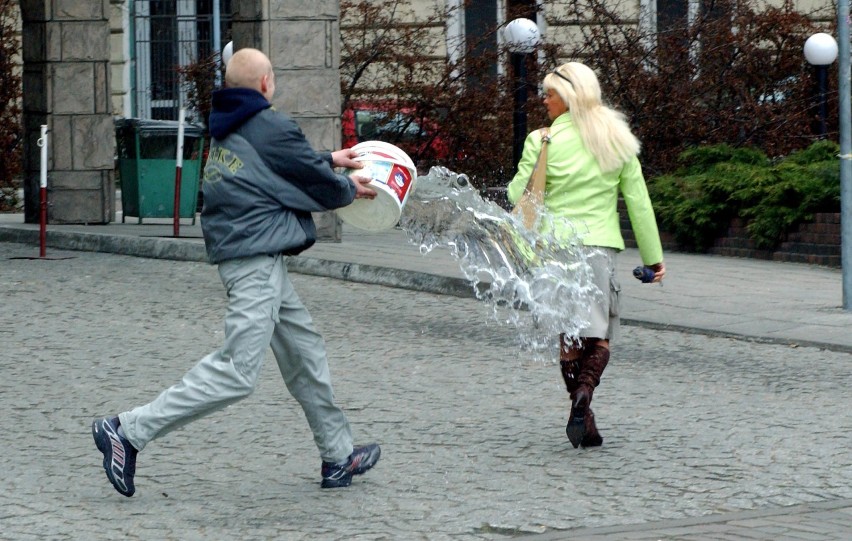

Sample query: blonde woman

[507,62,666,448]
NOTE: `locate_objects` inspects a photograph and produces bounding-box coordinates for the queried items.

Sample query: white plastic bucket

[337,141,418,231]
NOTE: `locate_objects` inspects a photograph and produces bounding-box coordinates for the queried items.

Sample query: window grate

[132,0,231,121]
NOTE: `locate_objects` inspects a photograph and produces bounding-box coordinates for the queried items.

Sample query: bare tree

[340,0,828,187]
[340,0,521,186]
[548,0,822,176]
[0,0,22,210]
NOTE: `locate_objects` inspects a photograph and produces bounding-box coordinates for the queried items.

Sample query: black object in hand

[633,265,656,283]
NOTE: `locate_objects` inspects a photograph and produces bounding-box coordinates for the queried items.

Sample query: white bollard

[173,108,186,237]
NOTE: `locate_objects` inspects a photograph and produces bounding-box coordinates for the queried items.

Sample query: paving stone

[1,243,851,539]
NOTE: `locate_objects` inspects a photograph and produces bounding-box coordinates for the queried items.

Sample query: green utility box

[115,118,205,224]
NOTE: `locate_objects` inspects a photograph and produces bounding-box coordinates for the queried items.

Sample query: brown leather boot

[576,344,610,394]
[581,408,603,447]
[558,333,581,394]
[565,389,589,448]
[559,359,580,394]
[566,344,610,448]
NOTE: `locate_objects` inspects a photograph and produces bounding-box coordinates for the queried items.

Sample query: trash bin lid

[115,118,205,137]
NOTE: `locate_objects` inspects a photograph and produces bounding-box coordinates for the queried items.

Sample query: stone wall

[20,0,344,233]
[707,214,841,267]
[231,0,344,241]
[21,0,115,224]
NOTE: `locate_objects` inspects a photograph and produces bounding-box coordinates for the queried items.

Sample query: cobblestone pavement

[1,242,851,540]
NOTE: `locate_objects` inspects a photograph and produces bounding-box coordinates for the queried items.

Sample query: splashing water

[399,166,601,360]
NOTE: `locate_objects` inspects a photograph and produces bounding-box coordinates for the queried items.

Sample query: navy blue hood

[208,88,271,139]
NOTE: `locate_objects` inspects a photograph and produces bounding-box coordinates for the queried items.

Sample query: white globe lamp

[222,41,234,66]
[503,18,542,54]
[804,33,838,66]
[803,33,838,138]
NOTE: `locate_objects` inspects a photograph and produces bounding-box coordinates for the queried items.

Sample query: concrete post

[232,0,344,241]
[20,0,115,224]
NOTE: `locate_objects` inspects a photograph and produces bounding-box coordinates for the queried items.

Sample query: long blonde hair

[543,62,640,173]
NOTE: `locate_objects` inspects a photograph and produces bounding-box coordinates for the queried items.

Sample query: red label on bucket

[386,164,413,202]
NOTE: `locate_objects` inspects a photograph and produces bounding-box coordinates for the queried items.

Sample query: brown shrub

[0,0,22,210]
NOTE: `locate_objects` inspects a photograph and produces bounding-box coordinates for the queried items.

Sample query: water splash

[400,166,601,360]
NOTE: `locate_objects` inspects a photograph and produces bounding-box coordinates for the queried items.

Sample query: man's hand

[350,175,377,200]
[332,148,363,170]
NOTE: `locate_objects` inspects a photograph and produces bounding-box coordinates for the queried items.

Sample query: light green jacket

[507,113,664,265]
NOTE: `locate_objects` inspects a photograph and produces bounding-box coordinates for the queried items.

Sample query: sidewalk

[3,212,852,352]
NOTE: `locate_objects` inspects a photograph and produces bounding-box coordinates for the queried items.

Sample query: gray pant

[119,254,354,464]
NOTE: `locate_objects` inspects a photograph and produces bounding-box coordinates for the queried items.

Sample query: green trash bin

[115,118,205,224]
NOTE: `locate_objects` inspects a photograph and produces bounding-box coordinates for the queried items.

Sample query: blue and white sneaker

[320,443,381,488]
[92,416,138,497]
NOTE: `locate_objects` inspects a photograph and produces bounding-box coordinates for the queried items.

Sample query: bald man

[93,48,381,497]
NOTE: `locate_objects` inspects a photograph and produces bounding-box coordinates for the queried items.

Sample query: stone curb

[287,256,479,299]
[617,318,852,354]
[0,226,208,262]
[0,225,481,298]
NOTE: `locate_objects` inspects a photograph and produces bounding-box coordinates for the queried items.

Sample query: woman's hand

[649,261,666,283]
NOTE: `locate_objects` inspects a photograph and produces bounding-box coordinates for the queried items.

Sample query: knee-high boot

[558,333,581,394]
[559,358,580,393]
[566,344,610,448]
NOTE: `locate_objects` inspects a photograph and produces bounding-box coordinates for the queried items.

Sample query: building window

[506,0,536,21]
[464,0,499,84]
[132,0,231,120]
[655,0,704,66]
[446,0,540,87]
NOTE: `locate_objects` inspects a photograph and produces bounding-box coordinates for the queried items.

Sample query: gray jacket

[201,88,356,264]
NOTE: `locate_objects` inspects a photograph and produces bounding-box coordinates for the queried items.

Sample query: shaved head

[225,48,275,98]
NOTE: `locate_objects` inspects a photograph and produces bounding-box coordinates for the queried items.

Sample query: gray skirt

[579,247,620,341]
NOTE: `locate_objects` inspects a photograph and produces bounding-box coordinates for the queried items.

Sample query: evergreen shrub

[648,141,840,251]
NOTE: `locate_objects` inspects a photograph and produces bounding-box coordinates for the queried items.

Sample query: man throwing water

[92,48,380,496]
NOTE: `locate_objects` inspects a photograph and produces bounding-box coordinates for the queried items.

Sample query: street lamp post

[804,32,838,138]
[503,18,542,173]
[839,1,852,310]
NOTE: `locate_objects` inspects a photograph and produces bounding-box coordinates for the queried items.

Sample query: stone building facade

[20,0,838,229]
[229,0,346,238]
[23,0,347,238]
